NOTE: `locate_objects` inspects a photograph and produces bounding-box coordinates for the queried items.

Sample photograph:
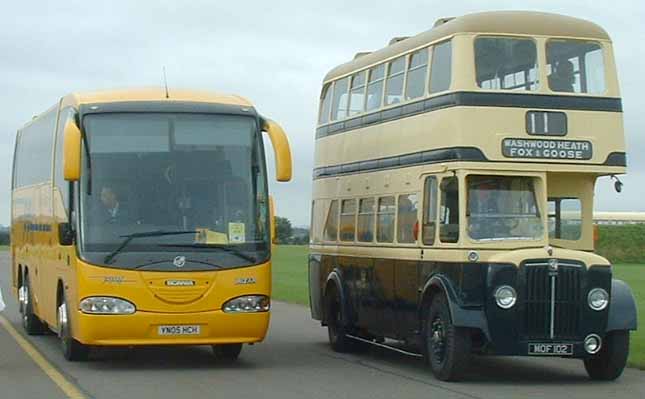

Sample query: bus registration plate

[158,325,201,336]
[528,343,573,356]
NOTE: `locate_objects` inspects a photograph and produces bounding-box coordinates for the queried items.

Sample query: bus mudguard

[607,279,638,332]
[323,269,350,326]
[420,274,490,340]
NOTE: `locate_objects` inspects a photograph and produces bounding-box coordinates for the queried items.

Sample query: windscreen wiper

[104,230,198,264]
[157,243,258,263]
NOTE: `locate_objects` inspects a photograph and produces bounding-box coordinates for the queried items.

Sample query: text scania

[502,138,593,160]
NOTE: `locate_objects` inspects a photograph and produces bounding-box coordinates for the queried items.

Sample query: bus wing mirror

[58,222,74,246]
[63,120,82,181]
[269,195,277,244]
[262,119,292,182]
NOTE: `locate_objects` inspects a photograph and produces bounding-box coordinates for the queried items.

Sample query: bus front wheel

[583,331,629,381]
[58,296,89,361]
[212,344,243,362]
[424,294,471,381]
[21,274,45,335]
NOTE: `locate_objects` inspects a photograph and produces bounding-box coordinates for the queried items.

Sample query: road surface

[0,253,643,399]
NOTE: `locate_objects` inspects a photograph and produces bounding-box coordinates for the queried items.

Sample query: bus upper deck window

[385,56,406,106]
[331,77,350,121]
[319,83,333,124]
[405,48,429,100]
[429,40,452,94]
[547,40,605,94]
[475,37,538,91]
[366,64,385,112]
[348,71,367,116]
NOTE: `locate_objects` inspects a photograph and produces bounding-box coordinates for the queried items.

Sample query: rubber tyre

[59,296,90,361]
[584,331,629,381]
[22,275,46,335]
[212,344,243,362]
[324,287,356,353]
[424,294,471,382]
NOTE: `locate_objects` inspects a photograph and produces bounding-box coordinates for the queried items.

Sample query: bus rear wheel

[424,295,471,381]
[583,330,629,381]
[212,344,243,362]
[21,274,45,335]
[324,287,356,353]
[58,296,89,361]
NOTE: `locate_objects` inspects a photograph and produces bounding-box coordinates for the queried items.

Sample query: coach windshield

[77,112,270,270]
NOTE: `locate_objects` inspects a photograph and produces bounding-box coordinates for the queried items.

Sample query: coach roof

[323,11,610,82]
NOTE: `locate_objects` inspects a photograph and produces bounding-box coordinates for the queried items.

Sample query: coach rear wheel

[58,296,89,361]
[424,295,471,382]
[324,287,356,353]
[584,330,629,381]
[212,344,243,362]
[21,275,45,335]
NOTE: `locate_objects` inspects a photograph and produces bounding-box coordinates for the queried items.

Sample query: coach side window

[331,77,350,121]
[439,176,459,243]
[429,40,452,94]
[348,71,367,116]
[385,56,406,106]
[405,48,429,100]
[357,197,375,242]
[377,196,395,243]
[423,177,438,245]
[324,200,339,241]
[319,83,333,124]
[339,199,356,242]
[397,193,418,243]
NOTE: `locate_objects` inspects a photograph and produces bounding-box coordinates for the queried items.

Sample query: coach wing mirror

[63,120,82,181]
[611,175,623,193]
[262,119,293,182]
[58,222,74,246]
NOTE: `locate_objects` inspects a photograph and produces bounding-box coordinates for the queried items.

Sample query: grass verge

[271,246,644,369]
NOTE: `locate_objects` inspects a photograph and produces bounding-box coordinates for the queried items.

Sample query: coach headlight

[494,286,517,309]
[223,295,270,313]
[588,288,609,311]
[79,297,136,315]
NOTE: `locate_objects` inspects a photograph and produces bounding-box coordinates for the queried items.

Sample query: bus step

[345,334,423,358]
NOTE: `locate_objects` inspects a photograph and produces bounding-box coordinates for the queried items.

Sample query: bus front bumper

[74,309,270,346]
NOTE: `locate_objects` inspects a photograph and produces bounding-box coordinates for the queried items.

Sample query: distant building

[593,212,645,225]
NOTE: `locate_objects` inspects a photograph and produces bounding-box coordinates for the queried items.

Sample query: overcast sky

[0,0,643,227]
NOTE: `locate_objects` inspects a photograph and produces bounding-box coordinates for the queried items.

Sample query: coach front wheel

[58,296,89,361]
[583,330,629,381]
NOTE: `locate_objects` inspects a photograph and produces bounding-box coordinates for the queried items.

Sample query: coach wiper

[104,230,198,265]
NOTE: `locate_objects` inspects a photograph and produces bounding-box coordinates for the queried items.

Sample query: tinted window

[439,177,459,243]
[319,83,333,124]
[423,177,437,245]
[331,77,350,120]
[339,199,356,241]
[548,198,582,240]
[547,40,605,94]
[385,56,406,105]
[366,64,385,111]
[357,197,375,242]
[397,193,418,243]
[377,196,395,243]
[348,71,367,116]
[429,41,452,93]
[324,200,339,241]
[15,107,57,187]
[476,37,538,91]
[405,48,429,100]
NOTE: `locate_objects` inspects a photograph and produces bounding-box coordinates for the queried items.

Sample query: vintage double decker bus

[11,88,291,361]
[308,11,637,381]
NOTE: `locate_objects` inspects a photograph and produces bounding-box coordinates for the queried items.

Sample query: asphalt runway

[0,253,643,399]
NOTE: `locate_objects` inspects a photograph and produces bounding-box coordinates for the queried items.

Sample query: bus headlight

[588,288,609,311]
[223,295,270,313]
[494,286,517,309]
[79,297,136,315]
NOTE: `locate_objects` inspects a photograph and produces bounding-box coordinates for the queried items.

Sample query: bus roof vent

[388,36,410,46]
[354,51,372,60]
[433,17,455,27]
